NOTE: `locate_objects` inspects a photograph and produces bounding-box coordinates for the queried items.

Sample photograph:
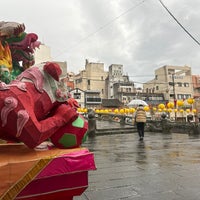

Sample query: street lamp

[172,74,177,121]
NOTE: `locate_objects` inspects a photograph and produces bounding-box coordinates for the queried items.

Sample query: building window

[177,94,191,99]
[177,94,183,99]
[170,94,175,99]
[156,86,159,90]
[183,82,189,87]
[76,78,82,84]
[87,80,90,85]
[177,82,182,87]
[74,93,81,99]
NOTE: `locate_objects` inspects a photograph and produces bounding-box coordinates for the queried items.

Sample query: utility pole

[172,74,177,121]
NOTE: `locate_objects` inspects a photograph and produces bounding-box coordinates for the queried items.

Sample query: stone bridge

[86,112,200,136]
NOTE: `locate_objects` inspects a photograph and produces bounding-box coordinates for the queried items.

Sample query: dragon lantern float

[0,21,96,200]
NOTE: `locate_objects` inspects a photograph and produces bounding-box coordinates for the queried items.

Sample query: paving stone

[74,121,200,200]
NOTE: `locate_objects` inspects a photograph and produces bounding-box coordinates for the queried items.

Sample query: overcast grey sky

[2,0,200,85]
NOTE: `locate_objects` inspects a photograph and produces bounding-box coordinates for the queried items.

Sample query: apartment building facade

[143,65,193,103]
[69,88,101,108]
[105,64,136,104]
[112,82,136,104]
[192,75,200,113]
[34,44,52,64]
[107,64,124,98]
[192,75,200,99]
[74,59,108,99]
[69,88,85,108]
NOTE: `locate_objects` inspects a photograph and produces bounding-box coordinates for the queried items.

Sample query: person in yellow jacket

[135,104,147,141]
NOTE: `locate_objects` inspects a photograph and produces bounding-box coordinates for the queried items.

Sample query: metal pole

[172,74,177,121]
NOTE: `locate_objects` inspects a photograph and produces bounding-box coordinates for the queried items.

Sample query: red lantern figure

[50,114,88,149]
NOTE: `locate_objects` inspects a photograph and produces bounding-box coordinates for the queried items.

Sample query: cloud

[1,0,200,84]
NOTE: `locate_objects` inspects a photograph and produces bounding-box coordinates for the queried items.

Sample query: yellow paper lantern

[153,107,157,111]
[177,100,184,107]
[119,109,125,114]
[168,108,172,113]
[158,103,165,109]
[144,106,149,111]
[179,109,184,113]
[129,108,136,113]
[84,108,88,113]
[174,109,178,112]
[192,109,197,113]
[95,109,100,113]
[125,108,129,114]
[167,102,174,108]
[114,109,119,114]
[187,98,194,104]
[186,109,190,113]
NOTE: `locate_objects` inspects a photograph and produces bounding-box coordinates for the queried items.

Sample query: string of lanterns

[77,98,196,115]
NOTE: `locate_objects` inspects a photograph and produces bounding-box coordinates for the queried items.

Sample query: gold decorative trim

[1,157,52,200]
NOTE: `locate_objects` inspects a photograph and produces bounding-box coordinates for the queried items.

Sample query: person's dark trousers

[136,122,145,139]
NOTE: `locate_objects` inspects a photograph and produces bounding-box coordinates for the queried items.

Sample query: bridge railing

[84,111,200,136]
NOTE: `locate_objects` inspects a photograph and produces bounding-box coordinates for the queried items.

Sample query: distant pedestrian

[134,104,147,141]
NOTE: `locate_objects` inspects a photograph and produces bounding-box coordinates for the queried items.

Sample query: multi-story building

[74,59,108,99]
[69,88,85,108]
[66,72,75,90]
[192,75,200,113]
[192,75,200,99]
[34,44,52,64]
[112,82,136,104]
[107,64,124,98]
[69,88,102,108]
[56,61,67,76]
[132,92,167,107]
[105,64,136,103]
[85,90,102,109]
[143,65,193,103]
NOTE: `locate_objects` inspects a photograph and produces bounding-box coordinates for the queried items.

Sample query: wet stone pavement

[74,125,200,199]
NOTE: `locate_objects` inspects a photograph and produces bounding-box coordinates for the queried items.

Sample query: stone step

[95,127,137,135]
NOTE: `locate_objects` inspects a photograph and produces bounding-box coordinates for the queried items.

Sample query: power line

[158,0,200,47]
